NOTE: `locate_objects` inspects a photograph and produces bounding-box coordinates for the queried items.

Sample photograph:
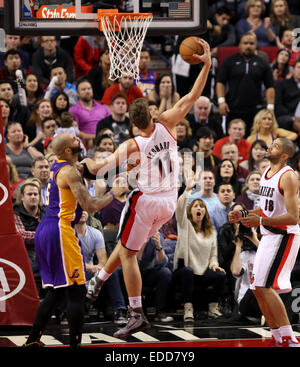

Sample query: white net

[100,13,153,82]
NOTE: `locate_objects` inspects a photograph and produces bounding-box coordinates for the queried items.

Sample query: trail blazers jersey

[133,121,179,194]
[259,165,300,235]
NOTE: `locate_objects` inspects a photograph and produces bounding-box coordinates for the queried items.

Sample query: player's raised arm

[81,139,139,177]
[159,39,211,129]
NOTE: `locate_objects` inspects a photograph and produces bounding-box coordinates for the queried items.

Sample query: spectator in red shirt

[276,29,300,67]
[73,36,103,79]
[101,75,144,111]
[212,118,251,164]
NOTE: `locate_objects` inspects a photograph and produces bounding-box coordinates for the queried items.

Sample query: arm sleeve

[175,190,190,228]
[91,227,106,250]
[82,163,97,180]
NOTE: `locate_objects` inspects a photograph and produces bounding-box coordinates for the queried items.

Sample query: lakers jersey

[45,160,82,226]
[133,122,179,194]
[259,165,300,235]
[35,160,85,288]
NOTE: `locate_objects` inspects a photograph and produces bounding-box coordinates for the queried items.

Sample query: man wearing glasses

[32,35,74,84]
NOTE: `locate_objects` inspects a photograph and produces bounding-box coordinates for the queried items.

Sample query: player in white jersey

[83,39,212,338]
[229,138,300,347]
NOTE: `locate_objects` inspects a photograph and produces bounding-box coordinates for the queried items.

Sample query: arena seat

[259,46,278,63]
[217,46,240,67]
[217,46,279,67]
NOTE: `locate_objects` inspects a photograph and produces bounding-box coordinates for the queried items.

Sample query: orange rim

[97,10,152,32]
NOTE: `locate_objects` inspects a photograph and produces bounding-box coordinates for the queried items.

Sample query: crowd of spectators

[3,0,300,325]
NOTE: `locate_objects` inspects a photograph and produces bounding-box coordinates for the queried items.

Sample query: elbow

[288,214,298,226]
[82,205,95,214]
[230,266,241,277]
[81,201,96,214]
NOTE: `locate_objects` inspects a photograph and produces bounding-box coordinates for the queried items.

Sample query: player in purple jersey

[24,133,125,347]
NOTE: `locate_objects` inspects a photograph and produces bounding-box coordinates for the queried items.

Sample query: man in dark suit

[187,95,225,140]
[275,59,300,131]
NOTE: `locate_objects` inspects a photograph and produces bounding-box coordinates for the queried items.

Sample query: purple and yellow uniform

[35,160,85,288]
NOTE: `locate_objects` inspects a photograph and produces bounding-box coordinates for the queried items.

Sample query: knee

[181,266,194,281]
[119,246,138,262]
[158,267,173,282]
[214,269,227,282]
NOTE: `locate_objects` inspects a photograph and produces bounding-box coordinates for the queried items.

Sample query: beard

[266,151,280,164]
[80,95,92,103]
[71,145,82,155]
[242,48,255,57]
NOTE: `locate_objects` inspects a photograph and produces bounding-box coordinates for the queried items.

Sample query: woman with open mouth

[173,174,226,322]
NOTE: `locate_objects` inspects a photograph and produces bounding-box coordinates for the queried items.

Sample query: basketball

[179,37,204,65]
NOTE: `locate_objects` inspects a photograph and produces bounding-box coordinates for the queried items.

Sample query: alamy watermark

[292,28,300,52]
[291,287,300,313]
[93,149,205,191]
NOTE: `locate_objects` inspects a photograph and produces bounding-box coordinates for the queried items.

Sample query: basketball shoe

[86,270,103,301]
[281,336,300,347]
[22,340,45,347]
[268,336,283,347]
[113,307,150,338]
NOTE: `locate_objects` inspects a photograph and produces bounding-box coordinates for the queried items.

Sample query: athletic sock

[271,328,282,343]
[129,296,142,310]
[98,268,111,282]
[279,325,298,343]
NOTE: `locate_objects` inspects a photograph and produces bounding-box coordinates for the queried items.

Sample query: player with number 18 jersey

[259,165,300,235]
[250,164,300,294]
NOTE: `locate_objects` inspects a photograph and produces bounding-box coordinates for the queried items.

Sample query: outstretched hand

[193,39,211,65]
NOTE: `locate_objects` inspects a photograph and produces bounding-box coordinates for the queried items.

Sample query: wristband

[82,163,96,180]
[155,247,163,251]
[109,191,116,200]
[267,104,274,110]
[218,97,225,104]
[240,209,249,218]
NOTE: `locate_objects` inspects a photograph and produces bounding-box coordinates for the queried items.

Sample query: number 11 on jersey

[155,152,173,180]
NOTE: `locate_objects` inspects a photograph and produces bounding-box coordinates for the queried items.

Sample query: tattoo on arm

[67,169,113,213]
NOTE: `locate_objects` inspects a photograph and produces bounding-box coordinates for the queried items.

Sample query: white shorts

[117,189,177,251]
[250,233,300,294]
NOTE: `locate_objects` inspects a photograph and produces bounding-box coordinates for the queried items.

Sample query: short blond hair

[16,178,42,205]
[228,118,246,129]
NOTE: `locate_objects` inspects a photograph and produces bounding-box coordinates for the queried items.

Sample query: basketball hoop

[98,10,153,82]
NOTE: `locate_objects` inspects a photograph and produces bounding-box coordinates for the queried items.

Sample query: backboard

[4,0,207,36]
